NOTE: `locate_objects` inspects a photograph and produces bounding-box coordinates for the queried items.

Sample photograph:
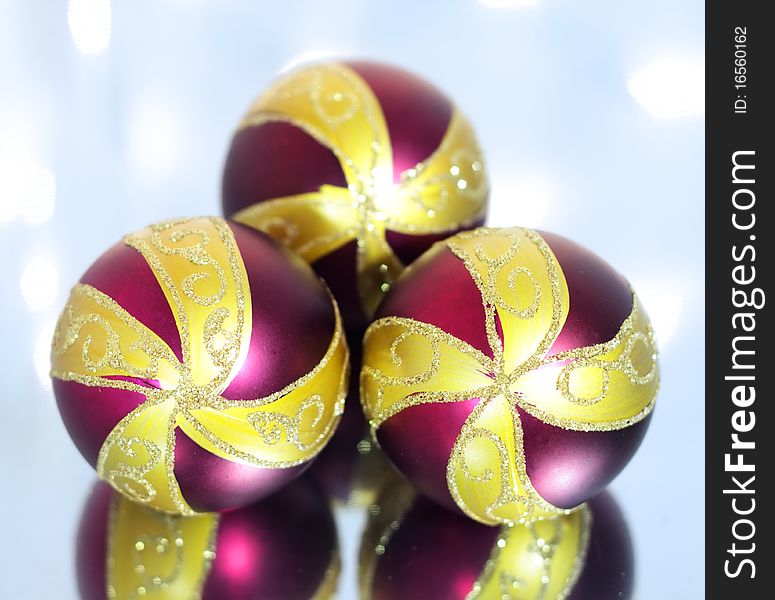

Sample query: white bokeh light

[628,56,704,119]
[126,92,188,184]
[19,255,59,312]
[67,0,111,55]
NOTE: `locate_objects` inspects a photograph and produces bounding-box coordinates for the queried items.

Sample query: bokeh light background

[0,0,704,598]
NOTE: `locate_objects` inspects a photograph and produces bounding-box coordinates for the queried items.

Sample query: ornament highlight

[52,217,348,514]
[361,227,658,525]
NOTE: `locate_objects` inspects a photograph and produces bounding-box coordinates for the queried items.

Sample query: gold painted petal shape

[97,400,191,515]
[387,110,487,234]
[124,217,252,390]
[232,186,360,264]
[50,283,181,391]
[448,228,570,375]
[467,505,590,600]
[447,394,565,526]
[361,317,495,429]
[107,493,218,599]
[513,296,658,431]
[238,62,393,186]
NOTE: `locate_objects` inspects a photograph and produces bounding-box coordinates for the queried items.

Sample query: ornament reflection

[75,478,339,599]
[360,477,634,600]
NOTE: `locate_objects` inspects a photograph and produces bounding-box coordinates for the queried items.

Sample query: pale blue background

[0,1,704,598]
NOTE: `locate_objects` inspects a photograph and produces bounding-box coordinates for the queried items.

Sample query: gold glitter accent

[466,505,591,600]
[361,227,659,525]
[247,395,326,451]
[106,492,219,599]
[51,217,349,514]
[232,62,488,316]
